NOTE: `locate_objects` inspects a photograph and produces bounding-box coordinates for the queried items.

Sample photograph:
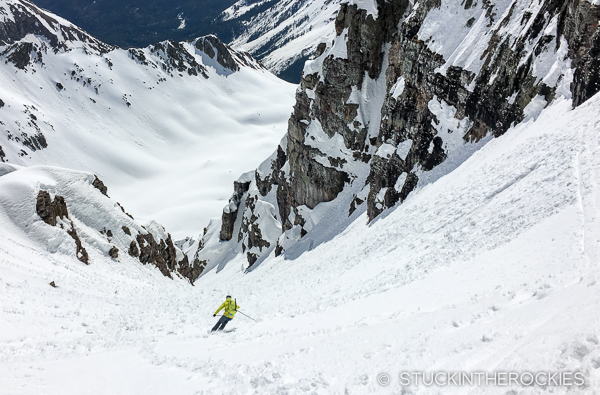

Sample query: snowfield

[0,35,296,240]
[2,91,600,393]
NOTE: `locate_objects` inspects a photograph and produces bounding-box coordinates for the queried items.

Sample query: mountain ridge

[28,0,344,82]
[191,0,600,276]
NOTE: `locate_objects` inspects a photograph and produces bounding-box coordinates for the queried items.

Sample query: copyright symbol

[378,373,390,386]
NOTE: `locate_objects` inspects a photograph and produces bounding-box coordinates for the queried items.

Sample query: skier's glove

[213,314,216,317]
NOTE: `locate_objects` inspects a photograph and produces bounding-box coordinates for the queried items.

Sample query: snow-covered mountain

[0,0,296,243]
[3,0,600,393]
[3,86,600,394]
[195,0,600,274]
[27,0,344,82]
[220,0,343,82]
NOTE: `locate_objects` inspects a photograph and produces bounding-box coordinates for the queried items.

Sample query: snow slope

[222,0,342,79]
[2,89,600,393]
[0,1,296,240]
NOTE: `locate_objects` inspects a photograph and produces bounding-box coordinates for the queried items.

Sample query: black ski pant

[212,316,232,332]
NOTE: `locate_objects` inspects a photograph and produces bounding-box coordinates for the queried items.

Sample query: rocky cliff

[194,0,600,274]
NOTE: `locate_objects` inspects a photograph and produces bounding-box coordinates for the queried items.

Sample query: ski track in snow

[2,93,600,393]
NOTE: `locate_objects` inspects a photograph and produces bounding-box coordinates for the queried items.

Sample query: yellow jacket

[214,298,239,318]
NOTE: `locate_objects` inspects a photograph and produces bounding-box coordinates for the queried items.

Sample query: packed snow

[2,88,600,393]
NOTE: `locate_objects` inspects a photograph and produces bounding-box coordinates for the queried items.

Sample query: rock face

[92,175,108,196]
[219,180,251,241]
[36,190,89,264]
[34,174,198,283]
[193,0,600,275]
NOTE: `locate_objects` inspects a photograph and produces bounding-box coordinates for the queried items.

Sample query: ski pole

[237,310,257,322]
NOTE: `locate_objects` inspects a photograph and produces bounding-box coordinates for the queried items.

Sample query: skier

[211,295,239,332]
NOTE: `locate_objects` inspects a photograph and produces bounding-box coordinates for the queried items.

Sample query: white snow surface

[347,0,379,18]
[418,0,574,90]
[0,30,296,240]
[2,89,600,393]
[225,0,343,75]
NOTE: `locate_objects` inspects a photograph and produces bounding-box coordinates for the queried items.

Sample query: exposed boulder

[36,190,89,264]
[109,246,119,259]
[128,240,139,257]
[92,175,108,196]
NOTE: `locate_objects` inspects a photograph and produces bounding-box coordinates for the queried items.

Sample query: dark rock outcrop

[128,240,139,257]
[562,1,600,107]
[135,233,185,279]
[196,35,264,72]
[196,35,239,72]
[36,190,89,264]
[36,190,68,227]
[20,131,47,152]
[109,246,119,259]
[220,180,250,241]
[92,175,108,196]
[150,40,209,78]
[4,41,39,69]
